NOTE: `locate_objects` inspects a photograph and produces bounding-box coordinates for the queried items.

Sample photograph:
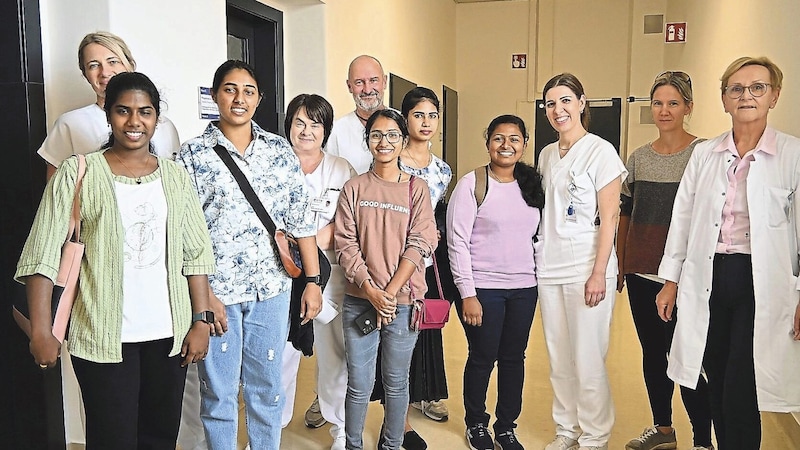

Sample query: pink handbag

[13,155,86,343]
[405,177,451,331]
[410,254,451,332]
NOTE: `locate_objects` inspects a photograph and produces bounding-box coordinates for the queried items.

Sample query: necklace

[372,170,403,183]
[355,111,371,123]
[488,166,514,183]
[402,148,430,169]
[111,150,151,184]
[558,131,588,156]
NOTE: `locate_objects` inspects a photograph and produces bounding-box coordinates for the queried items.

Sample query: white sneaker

[331,434,346,450]
[545,435,579,450]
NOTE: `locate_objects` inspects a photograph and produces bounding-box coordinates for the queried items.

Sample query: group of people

[12,29,800,450]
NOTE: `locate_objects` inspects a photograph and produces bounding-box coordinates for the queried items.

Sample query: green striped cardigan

[15,151,216,363]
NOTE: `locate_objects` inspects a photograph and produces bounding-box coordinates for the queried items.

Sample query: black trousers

[626,274,712,446]
[704,254,761,450]
[71,338,187,450]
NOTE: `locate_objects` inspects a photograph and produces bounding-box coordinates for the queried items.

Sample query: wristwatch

[192,311,215,324]
[306,275,323,286]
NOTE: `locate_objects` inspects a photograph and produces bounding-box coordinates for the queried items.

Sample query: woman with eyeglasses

[616,72,712,450]
[537,73,627,450]
[446,114,543,450]
[368,87,453,450]
[656,56,800,450]
[334,109,437,450]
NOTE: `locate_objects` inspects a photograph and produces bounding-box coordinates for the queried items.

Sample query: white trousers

[178,364,207,450]
[280,265,348,438]
[538,279,616,447]
[61,344,86,445]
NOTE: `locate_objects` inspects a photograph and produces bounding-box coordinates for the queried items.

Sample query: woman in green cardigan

[15,72,216,449]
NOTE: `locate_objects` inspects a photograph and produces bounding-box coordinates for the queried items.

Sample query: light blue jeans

[199,291,290,450]
[343,295,419,450]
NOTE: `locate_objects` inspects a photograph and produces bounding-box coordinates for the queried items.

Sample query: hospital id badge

[565,203,577,223]
[310,196,333,212]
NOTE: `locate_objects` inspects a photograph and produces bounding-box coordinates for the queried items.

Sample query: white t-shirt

[537,133,627,284]
[115,172,172,342]
[325,111,372,175]
[37,104,181,167]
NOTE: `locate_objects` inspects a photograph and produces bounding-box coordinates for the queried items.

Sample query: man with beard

[325,55,388,174]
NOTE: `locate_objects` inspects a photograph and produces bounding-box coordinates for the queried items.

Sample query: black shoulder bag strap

[212,144,282,255]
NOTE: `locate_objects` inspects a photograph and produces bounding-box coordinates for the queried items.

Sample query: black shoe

[403,430,427,450]
[465,424,494,450]
[495,429,524,450]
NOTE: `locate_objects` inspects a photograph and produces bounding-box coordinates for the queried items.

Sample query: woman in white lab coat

[657,56,800,450]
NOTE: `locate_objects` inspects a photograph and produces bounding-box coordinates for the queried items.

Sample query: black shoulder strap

[474,164,489,208]
[213,144,281,243]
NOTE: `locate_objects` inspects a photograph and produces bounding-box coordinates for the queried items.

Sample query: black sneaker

[402,430,427,450]
[495,429,524,450]
[465,424,494,450]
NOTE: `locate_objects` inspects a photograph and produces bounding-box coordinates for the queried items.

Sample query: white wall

[456,0,533,178]
[40,0,227,144]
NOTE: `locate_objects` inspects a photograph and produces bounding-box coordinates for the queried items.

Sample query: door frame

[227,0,285,133]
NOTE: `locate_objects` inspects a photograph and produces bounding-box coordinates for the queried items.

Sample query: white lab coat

[658,127,800,412]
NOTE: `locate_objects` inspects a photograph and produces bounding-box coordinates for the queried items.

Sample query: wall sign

[665,22,687,43]
[198,86,219,120]
[512,54,527,69]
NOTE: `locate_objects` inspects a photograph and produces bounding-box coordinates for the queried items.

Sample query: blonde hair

[720,56,783,92]
[650,71,693,104]
[77,31,136,73]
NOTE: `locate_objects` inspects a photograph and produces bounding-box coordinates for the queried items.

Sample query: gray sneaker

[544,435,578,450]
[304,396,327,428]
[411,400,449,422]
[625,426,677,450]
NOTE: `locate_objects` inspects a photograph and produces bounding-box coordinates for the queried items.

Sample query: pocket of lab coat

[765,186,792,228]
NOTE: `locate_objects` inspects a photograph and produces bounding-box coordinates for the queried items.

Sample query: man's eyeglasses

[368,130,403,144]
[724,83,772,99]
[656,71,692,87]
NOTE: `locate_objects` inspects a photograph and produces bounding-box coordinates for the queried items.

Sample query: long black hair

[485,115,544,209]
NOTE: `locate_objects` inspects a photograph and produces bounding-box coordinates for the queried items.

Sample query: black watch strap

[306,275,322,286]
[192,311,215,324]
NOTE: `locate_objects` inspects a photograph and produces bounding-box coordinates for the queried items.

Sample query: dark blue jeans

[456,287,537,433]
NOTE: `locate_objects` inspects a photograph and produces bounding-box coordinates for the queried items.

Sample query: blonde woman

[617,72,712,450]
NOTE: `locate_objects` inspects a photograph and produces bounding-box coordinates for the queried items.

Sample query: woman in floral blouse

[177,60,322,450]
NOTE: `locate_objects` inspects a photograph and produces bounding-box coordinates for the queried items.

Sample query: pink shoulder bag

[14,154,86,343]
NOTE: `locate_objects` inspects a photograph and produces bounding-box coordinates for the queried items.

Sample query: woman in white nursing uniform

[38,31,179,180]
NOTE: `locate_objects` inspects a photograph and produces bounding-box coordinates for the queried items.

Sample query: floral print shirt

[399,154,452,205]
[177,121,315,305]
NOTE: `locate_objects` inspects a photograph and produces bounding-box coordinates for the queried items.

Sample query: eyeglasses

[368,130,403,144]
[724,83,772,99]
[656,71,692,87]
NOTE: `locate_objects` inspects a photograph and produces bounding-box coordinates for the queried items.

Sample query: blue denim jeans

[198,291,290,450]
[343,295,418,450]
[456,287,537,433]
